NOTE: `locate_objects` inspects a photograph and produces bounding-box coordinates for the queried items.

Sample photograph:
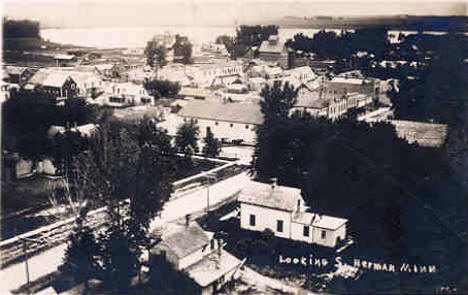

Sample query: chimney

[271,177,277,189]
[185,214,191,227]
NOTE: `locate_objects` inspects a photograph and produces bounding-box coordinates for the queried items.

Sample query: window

[277,220,284,232]
[321,230,327,239]
[303,226,310,237]
[249,214,256,226]
[245,125,249,129]
[215,121,219,126]
[230,123,234,128]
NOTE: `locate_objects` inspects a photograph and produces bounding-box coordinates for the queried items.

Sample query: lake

[40,26,338,49]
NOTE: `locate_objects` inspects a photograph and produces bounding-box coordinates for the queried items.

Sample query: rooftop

[186,250,242,287]
[5,66,28,75]
[293,212,348,230]
[329,77,365,85]
[238,181,301,212]
[28,70,73,88]
[153,223,210,259]
[295,90,329,109]
[179,100,263,125]
[259,37,286,54]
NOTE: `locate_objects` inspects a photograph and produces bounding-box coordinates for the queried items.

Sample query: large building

[258,35,289,69]
[238,180,347,248]
[150,221,243,295]
[178,100,262,145]
[26,70,78,98]
[324,76,380,101]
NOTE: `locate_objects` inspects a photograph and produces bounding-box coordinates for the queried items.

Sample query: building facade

[239,180,347,248]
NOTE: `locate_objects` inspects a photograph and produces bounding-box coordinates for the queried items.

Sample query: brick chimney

[185,214,191,227]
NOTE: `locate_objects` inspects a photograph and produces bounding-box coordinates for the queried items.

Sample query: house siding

[240,203,292,239]
[187,118,258,145]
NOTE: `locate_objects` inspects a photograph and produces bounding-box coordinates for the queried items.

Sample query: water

[41,26,332,49]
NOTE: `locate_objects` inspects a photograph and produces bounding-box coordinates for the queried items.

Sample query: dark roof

[155,223,210,258]
[238,181,301,212]
[179,101,263,125]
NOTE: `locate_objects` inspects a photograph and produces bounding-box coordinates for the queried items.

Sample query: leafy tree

[98,221,143,291]
[202,128,221,158]
[173,35,192,64]
[131,118,177,228]
[144,38,167,68]
[143,78,181,99]
[61,224,100,288]
[175,120,199,155]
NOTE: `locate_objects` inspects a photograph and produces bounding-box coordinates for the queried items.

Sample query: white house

[96,82,153,106]
[150,220,243,295]
[178,100,263,145]
[238,180,347,248]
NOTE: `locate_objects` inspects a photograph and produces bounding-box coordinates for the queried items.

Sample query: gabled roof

[179,100,263,125]
[186,250,242,287]
[28,70,73,88]
[5,66,28,75]
[155,223,210,259]
[259,37,287,54]
[238,181,301,212]
[293,212,348,230]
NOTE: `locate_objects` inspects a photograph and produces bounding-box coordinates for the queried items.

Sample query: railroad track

[0,206,109,269]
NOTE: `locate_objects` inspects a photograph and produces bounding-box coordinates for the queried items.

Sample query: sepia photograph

[1,0,467,294]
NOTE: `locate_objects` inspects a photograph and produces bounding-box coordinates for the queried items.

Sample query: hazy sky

[3,0,467,28]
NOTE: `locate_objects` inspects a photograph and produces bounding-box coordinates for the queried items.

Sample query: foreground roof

[179,100,263,125]
[293,212,348,230]
[186,250,242,287]
[238,181,301,212]
[154,223,210,259]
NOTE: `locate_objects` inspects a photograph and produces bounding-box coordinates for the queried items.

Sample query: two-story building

[97,82,153,106]
[150,221,243,295]
[324,76,379,101]
[238,180,347,248]
[178,100,262,145]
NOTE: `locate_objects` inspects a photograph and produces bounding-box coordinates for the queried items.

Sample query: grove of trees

[143,78,181,99]
[252,81,466,293]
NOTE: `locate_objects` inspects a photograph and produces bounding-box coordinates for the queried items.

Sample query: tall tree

[144,38,167,68]
[175,120,199,155]
[202,128,221,158]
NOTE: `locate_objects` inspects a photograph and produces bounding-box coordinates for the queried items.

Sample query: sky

[3,0,467,28]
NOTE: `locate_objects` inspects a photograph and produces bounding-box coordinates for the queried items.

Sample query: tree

[143,78,181,99]
[175,120,199,155]
[252,81,298,182]
[131,118,177,228]
[61,224,100,288]
[98,222,143,291]
[2,88,57,168]
[202,128,221,158]
[144,38,167,68]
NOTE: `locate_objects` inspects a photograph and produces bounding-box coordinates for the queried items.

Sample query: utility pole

[22,239,30,286]
[205,174,217,213]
